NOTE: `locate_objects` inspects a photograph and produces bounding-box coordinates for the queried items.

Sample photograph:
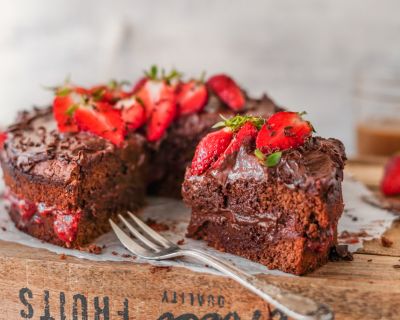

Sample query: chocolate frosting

[187,136,346,195]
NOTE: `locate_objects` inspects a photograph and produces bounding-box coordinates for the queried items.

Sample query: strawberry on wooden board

[211,122,258,169]
[190,128,233,175]
[381,155,400,196]
[207,74,245,111]
[115,97,146,132]
[256,111,313,153]
[73,102,126,146]
[176,80,208,116]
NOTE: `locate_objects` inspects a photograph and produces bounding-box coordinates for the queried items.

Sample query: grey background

[1,0,400,154]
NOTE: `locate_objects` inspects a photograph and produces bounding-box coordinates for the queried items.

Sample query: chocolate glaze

[0,91,281,247]
[182,133,346,274]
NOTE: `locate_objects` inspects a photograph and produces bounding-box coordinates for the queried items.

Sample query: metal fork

[110,212,334,320]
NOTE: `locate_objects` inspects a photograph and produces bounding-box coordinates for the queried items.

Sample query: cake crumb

[367,259,372,262]
[59,254,67,260]
[1,226,6,231]
[146,218,169,232]
[329,245,353,262]
[177,239,185,245]
[393,264,400,269]
[87,244,102,254]
[122,254,132,258]
[381,236,393,248]
[102,244,107,249]
[111,251,118,256]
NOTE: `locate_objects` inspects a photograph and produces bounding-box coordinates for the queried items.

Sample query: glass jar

[354,66,400,157]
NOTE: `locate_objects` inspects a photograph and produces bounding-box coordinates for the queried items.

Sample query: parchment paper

[0,175,396,277]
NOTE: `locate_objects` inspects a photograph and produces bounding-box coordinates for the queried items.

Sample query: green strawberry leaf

[265,151,282,167]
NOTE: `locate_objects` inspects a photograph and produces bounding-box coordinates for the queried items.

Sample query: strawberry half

[190,128,233,175]
[145,85,177,142]
[115,97,146,132]
[90,80,130,104]
[256,111,313,153]
[176,80,208,115]
[207,74,245,111]
[74,102,126,146]
[135,66,179,141]
[0,132,7,149]
[211,122,258,169]
[53,94,80,133]
[381,155,400,196]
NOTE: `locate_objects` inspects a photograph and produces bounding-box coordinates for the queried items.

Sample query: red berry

[256,111,313,153]
[381,155,400,196]
[0,132,7,149]
[53,95,80,133]
[74,102,126,146]
[18,199,37,221]
[132,77,147,94]
[116,97,146,132]
[207,74,245,111]
[212,122,258,169]
[53,212,81,245]
[177,80,208,115]
[90,84,129,104]
[136,80,177,141]
[190,128,233,175]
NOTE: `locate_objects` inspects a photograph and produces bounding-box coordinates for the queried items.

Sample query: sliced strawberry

[115,97,146,131]
[212,122,258,169]
[53,95,79,132]
[177,80,208,115]
[207,74,245,111]
[190,128,233,175]
[90,82,130,104]
[132,77,147,94]
[256,111,313,153]
[0,132,7,149]
[146,88,177,142]
[74,102,126,146]
[53,212,81,245]
[381,155,400,196]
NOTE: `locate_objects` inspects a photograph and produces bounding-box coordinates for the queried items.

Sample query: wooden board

[0,160,399,320]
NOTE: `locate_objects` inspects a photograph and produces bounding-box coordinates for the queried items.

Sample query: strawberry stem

[212,114,265,131]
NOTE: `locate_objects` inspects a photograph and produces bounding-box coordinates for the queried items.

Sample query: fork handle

[179,249,333,320]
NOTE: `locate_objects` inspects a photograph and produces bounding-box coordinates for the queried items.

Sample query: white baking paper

[0,175,396,276]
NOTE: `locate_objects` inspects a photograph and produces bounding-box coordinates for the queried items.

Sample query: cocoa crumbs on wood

[393,265,400,269]
[381,236,394,248]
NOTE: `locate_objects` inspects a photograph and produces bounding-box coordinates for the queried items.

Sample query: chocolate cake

[182,113,346,275]
[0,70,279,248]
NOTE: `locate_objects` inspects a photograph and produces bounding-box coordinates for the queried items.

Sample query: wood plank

[0,240,399,320]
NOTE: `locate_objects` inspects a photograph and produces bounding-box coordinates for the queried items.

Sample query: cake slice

[0,69,280,248]
[182,113,346,275]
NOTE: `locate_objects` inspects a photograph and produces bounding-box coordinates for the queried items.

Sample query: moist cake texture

[182,115,346,274]
[1,93,279,248]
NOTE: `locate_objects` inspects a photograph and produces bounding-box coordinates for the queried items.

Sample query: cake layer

[1,94,280,247]
[182,137,346,274]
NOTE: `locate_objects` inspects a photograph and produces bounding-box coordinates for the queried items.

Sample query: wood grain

[0,159,399,320]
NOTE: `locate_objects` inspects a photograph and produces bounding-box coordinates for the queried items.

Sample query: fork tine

[118,214,161,251]
[109,219,149,257]
[127,211,173,248]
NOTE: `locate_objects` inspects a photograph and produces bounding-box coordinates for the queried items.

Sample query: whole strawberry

[256,111,313,153]
[207,74,245,111]
[381,155,400,196]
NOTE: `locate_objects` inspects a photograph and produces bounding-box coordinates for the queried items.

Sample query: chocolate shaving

[329,245,353,261]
